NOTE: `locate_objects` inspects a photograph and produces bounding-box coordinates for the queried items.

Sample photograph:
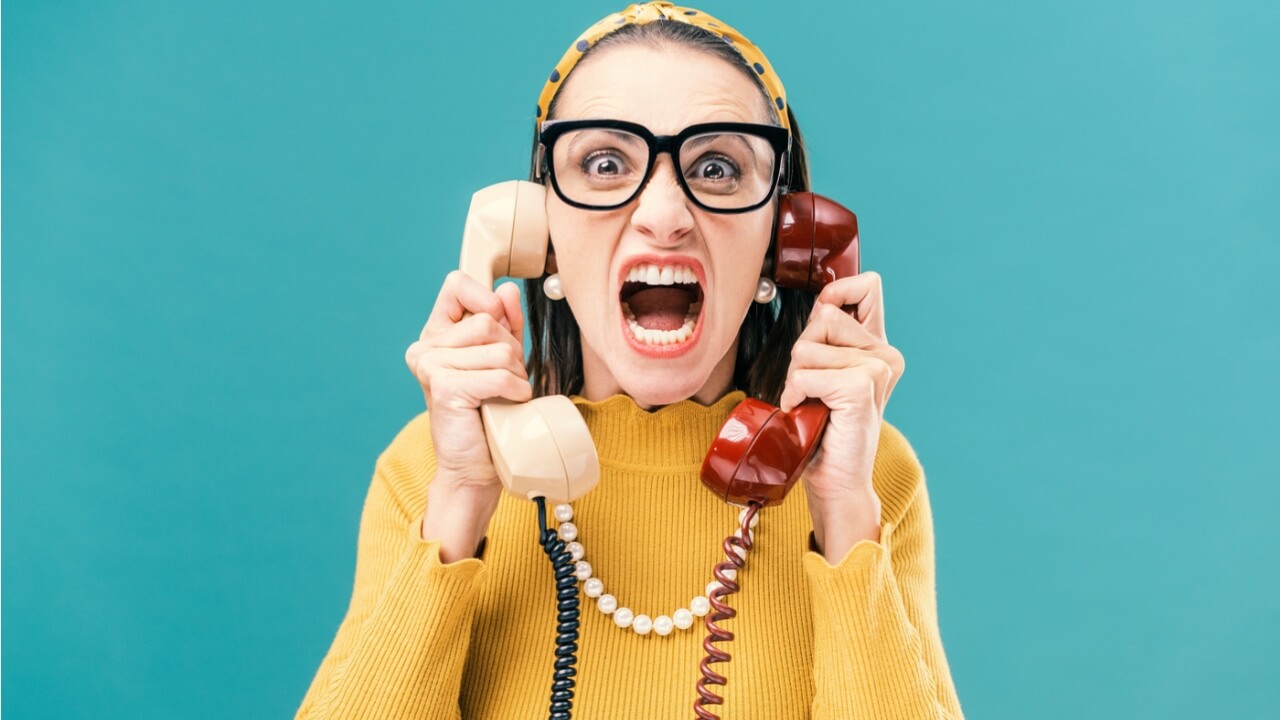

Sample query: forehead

[551,44,775,133]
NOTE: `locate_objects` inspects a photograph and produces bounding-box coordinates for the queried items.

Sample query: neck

[578,337,740,410]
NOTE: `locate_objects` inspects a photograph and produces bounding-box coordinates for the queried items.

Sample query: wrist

[807,487,882,563]
[422,481,500,563]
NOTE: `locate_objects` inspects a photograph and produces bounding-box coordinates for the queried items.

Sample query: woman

[297,3,964,718]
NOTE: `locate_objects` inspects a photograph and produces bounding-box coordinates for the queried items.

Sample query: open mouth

[618,262,705,347]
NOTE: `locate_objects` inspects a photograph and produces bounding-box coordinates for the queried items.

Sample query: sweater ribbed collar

[571,391,746,470]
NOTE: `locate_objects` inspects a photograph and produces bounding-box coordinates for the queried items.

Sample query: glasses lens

[680,132,778,211]
[551,128,650,208]
[548,126,780,210]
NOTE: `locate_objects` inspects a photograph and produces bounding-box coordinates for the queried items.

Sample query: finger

[405,341,528,400]
[784,345,903,411]
[778,369,807,414]
[494,281,525,341]
[812,271,887,342]
[798,302,882,349]
[792,336,904,375]
[431,342,528,377]
[426,367,534,411]
[791,339,866,371]
[423,271,512,339]
[790,360,896,415]
[427,312,523,352]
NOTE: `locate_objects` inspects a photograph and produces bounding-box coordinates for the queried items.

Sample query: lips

[616,256,706,354]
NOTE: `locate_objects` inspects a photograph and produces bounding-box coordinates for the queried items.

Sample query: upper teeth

[625,263,698,285]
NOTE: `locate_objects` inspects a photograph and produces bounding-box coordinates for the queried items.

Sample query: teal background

[4,0,1277,717]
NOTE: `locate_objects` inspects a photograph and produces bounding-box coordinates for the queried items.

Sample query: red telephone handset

[700,192,860,507]
[694,193,860,720]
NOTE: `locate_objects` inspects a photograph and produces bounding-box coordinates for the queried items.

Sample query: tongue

[625,286,695,331]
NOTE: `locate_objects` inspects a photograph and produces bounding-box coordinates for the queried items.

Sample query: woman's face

[546,44,777,408]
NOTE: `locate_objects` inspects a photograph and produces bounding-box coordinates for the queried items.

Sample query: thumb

[495,281,525,340]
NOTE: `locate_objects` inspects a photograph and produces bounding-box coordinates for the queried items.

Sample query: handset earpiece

[459,181,600,504]
[700,192,860,507]
[774,191,860,293]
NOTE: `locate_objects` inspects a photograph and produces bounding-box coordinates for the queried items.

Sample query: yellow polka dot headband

[535,1,790,133]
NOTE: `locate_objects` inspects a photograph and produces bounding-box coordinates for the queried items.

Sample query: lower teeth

[622,302,701,346]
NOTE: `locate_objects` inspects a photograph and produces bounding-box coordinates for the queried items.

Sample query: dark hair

[524,21,814,406]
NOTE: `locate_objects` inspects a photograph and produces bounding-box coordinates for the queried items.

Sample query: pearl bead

[690,596,711,616]
[754,276,777,304]
[653,615,674,636]
[543,273,565,301]
[632,614,653,635]
[559,510,761,637]
[613,607,634,628]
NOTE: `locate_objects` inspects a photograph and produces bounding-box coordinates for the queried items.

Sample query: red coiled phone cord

[693,501,762,720]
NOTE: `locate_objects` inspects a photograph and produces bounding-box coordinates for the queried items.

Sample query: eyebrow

[682,133,761,169]
[564,129,646,157]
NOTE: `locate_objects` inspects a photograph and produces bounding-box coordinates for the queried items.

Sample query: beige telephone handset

[458,180,600,504]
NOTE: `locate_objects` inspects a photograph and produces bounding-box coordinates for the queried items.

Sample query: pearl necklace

[551,503,757,637]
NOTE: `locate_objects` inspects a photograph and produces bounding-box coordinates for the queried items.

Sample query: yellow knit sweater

[296,391,963,719]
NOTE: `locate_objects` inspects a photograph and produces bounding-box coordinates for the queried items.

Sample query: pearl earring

[543,273,565,301]
[754,277,777,304]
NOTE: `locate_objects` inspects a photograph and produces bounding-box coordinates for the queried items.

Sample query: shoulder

[377,410,437,474]
[371,410,438,515]
[871,418,928,529]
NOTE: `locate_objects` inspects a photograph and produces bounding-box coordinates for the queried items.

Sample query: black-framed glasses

[535,119,791,214]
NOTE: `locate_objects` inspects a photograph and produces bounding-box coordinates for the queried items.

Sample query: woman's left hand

[778,271,905,560]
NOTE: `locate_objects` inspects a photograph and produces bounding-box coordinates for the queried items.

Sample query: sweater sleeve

[802,422,964,719]
[295,413,489,720]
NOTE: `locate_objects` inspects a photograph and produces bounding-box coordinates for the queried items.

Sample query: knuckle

[443,270,464,291]
[421,364,448,397]
[889,347,906,374]
[414,353,436,382]
[510,373,532,396]
[819,302,843,321]
[860,368,880,392]
[472,313,499,336]
[505,342,523,365]
[867,357,893,384]
[485,293,505,315]
[853,371,877,395]
[791,339,813,360]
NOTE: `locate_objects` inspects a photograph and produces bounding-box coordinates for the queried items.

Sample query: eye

[688,154,740,182]
[583,151,628,176]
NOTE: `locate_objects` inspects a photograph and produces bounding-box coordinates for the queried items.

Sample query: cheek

[714,215,775,299]
[546,208,620,310]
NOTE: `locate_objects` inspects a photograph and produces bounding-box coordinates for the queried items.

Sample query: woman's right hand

[403,271,530,559]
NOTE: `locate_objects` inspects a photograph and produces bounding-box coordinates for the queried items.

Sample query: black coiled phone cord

[535,497,581,720]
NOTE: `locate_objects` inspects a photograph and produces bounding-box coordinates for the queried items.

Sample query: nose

[629,155,694,247]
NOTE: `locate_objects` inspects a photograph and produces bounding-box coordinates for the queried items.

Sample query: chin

[617,370,707,408]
